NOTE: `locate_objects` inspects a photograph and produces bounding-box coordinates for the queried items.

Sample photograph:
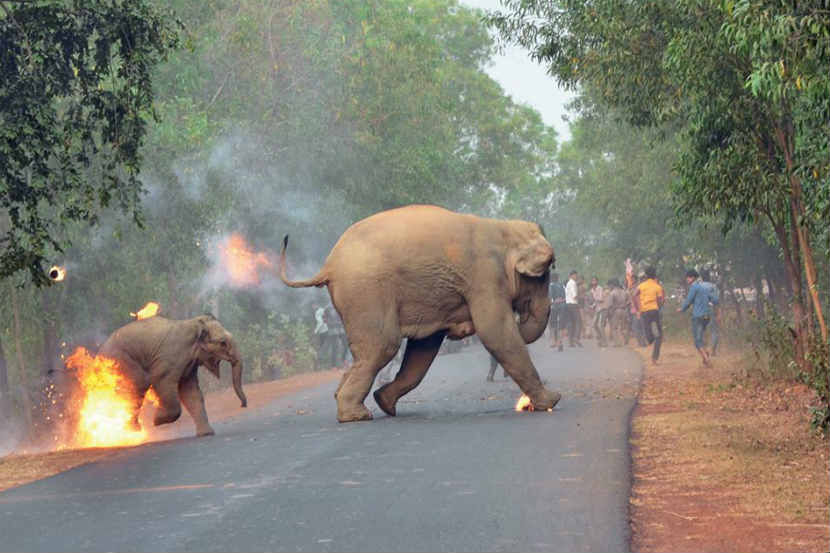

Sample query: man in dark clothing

[548,272,567,351]
[607,278,632,346]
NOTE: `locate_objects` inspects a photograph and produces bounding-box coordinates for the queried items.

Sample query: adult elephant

[279,204,560,422]
[98,314,247,436]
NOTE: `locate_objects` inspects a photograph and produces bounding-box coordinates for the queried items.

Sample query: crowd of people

[547,265,720,366]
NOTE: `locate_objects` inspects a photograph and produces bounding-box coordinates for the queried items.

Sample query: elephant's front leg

[373,331,446,416]
[470,297,561,410]
[179,372,214,437]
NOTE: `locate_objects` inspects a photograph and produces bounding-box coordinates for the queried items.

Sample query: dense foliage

[0,0,181,284]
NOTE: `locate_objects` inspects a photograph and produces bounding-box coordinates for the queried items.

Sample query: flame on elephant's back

[63,347,148,448]
[218,233,274,287]
[130,301,160,320]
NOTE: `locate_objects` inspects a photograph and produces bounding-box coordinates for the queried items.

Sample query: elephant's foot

[337,403,374,423]
[128,416,142,432]
[373,385,398,417]
[195,426,215,437]
[530,389,562,411]
[154,407,182,426]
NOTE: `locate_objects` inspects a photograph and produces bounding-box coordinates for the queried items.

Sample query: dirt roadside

[0,368,342,492]
[629,341,829,552]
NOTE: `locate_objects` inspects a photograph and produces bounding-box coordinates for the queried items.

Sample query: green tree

[0,0,180,284]
[487,0,829,364]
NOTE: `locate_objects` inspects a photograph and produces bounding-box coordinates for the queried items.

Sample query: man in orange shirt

[632,265,665,364]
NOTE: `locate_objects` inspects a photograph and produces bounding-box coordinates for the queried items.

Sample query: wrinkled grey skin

[280,205,560,423]
[98,315,247,436]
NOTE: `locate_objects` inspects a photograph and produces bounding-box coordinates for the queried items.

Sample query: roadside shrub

[235,313,315,382]
[743,309,800,381]
[801,336,829,434]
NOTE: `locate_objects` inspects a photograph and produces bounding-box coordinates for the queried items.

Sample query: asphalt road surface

[0,339,642,552]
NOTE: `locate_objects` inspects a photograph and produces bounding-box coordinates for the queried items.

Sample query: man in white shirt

[313,304,331,368]
[565,270,583,347]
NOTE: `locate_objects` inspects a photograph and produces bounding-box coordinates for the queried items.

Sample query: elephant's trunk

[229,341,247,407]
[518,295,551,344]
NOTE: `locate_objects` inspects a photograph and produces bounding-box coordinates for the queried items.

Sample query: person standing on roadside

[678,268,719,366]
[594,279,613,347]
[587,276,603,340]
[565,270,583,347]
[632,266,665,364]
[313,303,331,369]
[548,272,567,351]
[607,278,632,346]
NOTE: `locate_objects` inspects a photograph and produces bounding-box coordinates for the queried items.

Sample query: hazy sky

[459,0,575,142]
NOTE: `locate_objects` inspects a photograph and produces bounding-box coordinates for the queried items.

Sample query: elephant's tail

[278,235,329,288]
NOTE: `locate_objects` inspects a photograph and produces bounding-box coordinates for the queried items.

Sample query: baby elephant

[98,314,247,436]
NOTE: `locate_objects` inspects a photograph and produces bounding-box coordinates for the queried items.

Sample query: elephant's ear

[194,318,211,345]
[511,235,555,278]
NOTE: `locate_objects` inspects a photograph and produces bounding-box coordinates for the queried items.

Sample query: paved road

[0,340,641,552]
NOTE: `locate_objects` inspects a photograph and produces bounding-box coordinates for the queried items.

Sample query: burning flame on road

[514,394,554,412]
[131,301,160,320]
[64,347,147,448]
[48,265,66,282]
[515,394,533,411]
[218,233,274,287]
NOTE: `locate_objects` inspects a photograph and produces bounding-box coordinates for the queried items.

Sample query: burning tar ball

[48,265,67,282]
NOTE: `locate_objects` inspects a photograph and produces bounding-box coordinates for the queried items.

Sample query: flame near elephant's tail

[278,235,329,288]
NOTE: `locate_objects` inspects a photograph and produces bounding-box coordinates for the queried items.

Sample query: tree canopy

[0,0,181,284]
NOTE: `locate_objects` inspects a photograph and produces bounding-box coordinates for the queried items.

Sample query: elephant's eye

[220,339,228,348]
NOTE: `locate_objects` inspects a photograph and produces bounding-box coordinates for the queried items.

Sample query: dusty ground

[630,341,829,552]
[0,368,342,492]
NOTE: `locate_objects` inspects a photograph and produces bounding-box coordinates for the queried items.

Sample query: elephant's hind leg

[152,370,183,426]
[374,331,445,416]
[179,372,214,437]
[335,336,400,423]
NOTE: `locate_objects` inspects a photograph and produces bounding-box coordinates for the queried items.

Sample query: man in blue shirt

[677,269,719,366]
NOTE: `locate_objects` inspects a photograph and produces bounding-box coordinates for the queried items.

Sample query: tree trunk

[768,211,808,371]
[40,288,60,376]
[0,333,9,419]
[730,280,744,327]
[776,122,828,343]
[10,283,27,384]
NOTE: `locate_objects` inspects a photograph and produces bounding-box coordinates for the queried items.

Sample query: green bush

[743,309,800,382]
[802,336,829,433]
